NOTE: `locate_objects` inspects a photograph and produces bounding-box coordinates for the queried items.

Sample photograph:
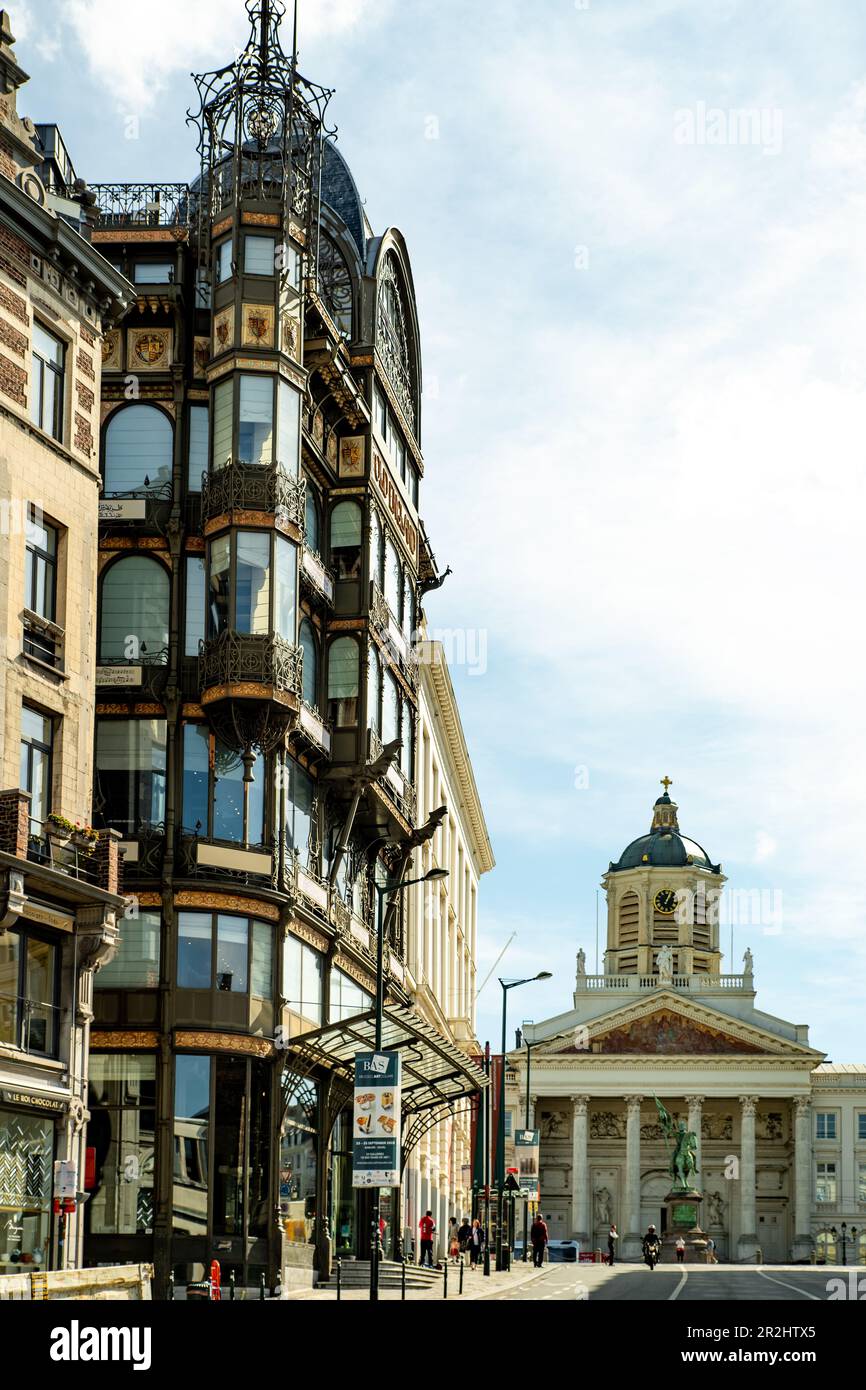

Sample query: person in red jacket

[418,1210,436,1267]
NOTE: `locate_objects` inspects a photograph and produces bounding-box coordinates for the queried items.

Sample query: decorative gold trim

[96,703,165,716]
[182,704,206,719]
[175,1031,275,1058]
[91,1031,159,1050]
[174,890,280,922]
[242,212,281,227]
[135,893,162,908]
[211,215,233,239]
[287,919,329,954]
[333,955,376,994]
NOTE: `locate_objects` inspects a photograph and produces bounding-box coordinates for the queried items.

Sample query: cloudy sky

[14,0,866,1058]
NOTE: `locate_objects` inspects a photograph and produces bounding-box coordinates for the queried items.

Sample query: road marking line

[756,1271,820,1301]
[669,1269,688,1300]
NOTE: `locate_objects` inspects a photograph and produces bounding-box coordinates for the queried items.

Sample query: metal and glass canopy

[287,1003,488,1114]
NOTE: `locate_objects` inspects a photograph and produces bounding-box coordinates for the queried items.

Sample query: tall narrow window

[384,536,401,619]
[305,487,320,554]
[24,507,59,667]
[104,405,173,496]
[383,671,400,747]
[369,510,383,589]
[330,502,362,581]
[275,536,296,641]
[208,534,231,637]
[177,914,212,990]
[213,743,264,845]
[181,725,210,835]
[235,532,271,634]
[300,619,318,709]
[216,915,248,993]
[99,556,169,665]
[30,323,65,441]
[95,911,161,989]
[328,638,359,728]
[212,379,233,470]
[20,706,53,834]
[277,380,300,474]
[95,719,167,834]
[173,1054,211,1236]
[367,647,381,735]
[184,556,206,657]
[188,406,209,492]
[284,759,314,866]
[403,574,416,640]
[215,238,233,285]
[238,375,274,465]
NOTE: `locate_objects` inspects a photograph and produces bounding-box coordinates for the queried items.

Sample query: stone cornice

[421,648,495,875]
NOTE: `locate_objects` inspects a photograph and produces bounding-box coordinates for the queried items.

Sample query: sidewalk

[280,1261,550,1301]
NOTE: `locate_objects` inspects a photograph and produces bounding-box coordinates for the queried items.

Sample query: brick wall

[0,281,28,321]
[76,347,94,381]
[96,830,124,896]
[0,351,26,406]
[0,789,30,857]
[80,325,96,349]
[0,315,26,358]
[76,379,95,412]
[74,411,93,454]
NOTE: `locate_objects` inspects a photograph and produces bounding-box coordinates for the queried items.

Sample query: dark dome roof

[321,140,365,258]
[610,830,718,873]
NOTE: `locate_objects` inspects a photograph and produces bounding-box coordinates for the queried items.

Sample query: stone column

[792,1096,813,1261]
[685,1094,704,1184]
[624,1095,644,1259]
[571,1095,591,1242]
[737,1095,759,1261]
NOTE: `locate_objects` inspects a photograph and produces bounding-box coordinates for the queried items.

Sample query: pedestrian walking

[468,1217,486,1269]
[530,1213,549,1268]
[448,1217,460,1261]
[705,1237,717,1265]
[457,1217,472,1263]
[607,1223,619,1267]
[418,1210,436,1267]
[676,1235,686,1264]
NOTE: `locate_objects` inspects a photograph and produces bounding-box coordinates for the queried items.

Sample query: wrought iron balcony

[366,728,417,824]
[96,649,170,698]
[370,582,419,690]
[300,546,335,605]
[90,182,196,229]
[295,700,332,757]
[201,460,305,531]
[199,631,303,701]
[176,831,277,888]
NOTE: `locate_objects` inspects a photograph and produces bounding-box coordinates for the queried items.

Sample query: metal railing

[89,183,196,229]
[199,631,303,698]
[0,992,60,1057]
[202,461,305,529]
[27,819,98,884]
[22,610,64,672]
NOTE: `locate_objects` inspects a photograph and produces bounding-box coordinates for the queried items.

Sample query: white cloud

[754,831,777,863]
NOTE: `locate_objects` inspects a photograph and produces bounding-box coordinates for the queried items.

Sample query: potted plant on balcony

[46,813,75,847]
[71,823,100,857]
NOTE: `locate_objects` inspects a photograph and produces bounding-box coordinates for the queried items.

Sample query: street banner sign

[514,1128,540,1200]
[352,1053,401,1187]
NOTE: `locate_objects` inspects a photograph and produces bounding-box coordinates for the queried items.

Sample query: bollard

[459,1257,465,1296]
[229,1270,236,1301]
[443,1258,448,1300]
[336,1259,342,1302]
[260,1272,266,1301]
[167,1271,174,1302]
[401,1258,406,1302]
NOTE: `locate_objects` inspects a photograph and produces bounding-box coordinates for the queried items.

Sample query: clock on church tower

[602,780,725,980]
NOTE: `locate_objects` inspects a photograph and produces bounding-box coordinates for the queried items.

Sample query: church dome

[609,783,721,874]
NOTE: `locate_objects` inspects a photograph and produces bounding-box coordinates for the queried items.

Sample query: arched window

[403,573,416,640]
[318,234,353,338]
[383,670,400,747]
[816,1230,837,1264]
[401,696,415,779]
[328,638,359,728]
[305,486,320,554]
[377,252,416,430]
[104,405,173,496]
[367,646,381,734]
[369,509,383,589]
[100,556,170,665]
[300,619,318,710]
[384,535,401,619]
[330,502,362,581]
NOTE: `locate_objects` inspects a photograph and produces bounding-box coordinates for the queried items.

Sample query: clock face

[653,888,679,915]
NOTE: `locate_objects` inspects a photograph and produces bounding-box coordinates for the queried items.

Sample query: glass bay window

[210,373,301,474]
[207,530,297,642]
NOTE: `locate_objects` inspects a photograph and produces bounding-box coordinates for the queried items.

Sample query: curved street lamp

[494,972,552,1274]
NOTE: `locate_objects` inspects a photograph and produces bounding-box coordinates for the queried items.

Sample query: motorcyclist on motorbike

[642,1224,662,1269]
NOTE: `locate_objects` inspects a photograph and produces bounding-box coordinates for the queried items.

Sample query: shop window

[30,322,65,441]
[95,910,161,989]
[244,235,275,276]
[187,405,209,492]
[95,719,167,835]
[99,556,169,665]
[86,1054,156,1236]
[104,405,173,496]
[20,705,53,835]
[0,929,59,1056]
[300,619,318,709]
[330,501,362,581]
[280,1075,318,1242]
[327,638,359,728]
[0,1110,54,1272]
[283,936,324,1028]
[184,556,206,657]
[173,1055,211,1237]
[23,506,60,667]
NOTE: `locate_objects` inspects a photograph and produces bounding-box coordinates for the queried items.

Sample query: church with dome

[507,784,866,1264]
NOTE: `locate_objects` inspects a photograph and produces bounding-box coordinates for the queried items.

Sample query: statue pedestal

[660,1189,708,1265]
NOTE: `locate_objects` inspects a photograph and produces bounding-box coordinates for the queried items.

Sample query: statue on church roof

[743,947,754,976]
[576,948,586,977]
[656,944,674,982]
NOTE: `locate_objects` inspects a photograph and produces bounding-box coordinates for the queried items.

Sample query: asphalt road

[487,1263,857,1301]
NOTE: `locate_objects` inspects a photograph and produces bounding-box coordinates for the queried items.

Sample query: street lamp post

[495,974,551,1274]
[369,866,448,1303]
[832,1221,857,1266]
[515,1025,539,1262]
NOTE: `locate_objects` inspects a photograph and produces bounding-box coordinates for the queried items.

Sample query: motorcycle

[643,1240,661,1270]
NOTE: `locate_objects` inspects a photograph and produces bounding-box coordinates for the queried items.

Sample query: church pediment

[531,992,822,1060]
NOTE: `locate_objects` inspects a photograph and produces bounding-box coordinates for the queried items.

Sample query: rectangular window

[215,239,233,286]
[208,533,230,637]
[86,1054,156,1236]
[284,759,314,867]
[277,380,299,474]
[283,934,323,1026]
[173,1055,211,1237]
[329,966,371,1023]
[20,705,54,834]
[235,531,271,634]
[816,1162,837,1203]
[30,323,65,441]
[0,1109,54,1270]
[275,535,296,641]
[859,1163,866,1203]
[244,235,276,276]
[216,915,248,994]
[177,912,212,990]
[95,719,167,835]
[212,741,264,845]
[251,921,273,999]
[373,382,388,442]
[393,432,406,484]
[0,929,58,1055]
[184,555,206,657]
[95,910,161,989]
[134,262,174,284]
[816,1113,837,1140]
[187,406,209,492]
[238,375,274,465]
[212,379,233,470]
[858,1113,866,1142]
[24,507,60,667]
[409,464,419,509]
